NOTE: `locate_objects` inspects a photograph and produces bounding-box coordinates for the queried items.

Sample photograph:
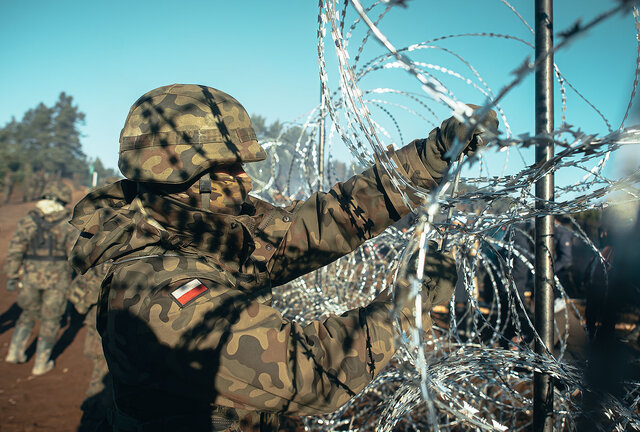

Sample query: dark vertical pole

[534,0,555,431]
[315,88,327,290]
[318,89,326,190]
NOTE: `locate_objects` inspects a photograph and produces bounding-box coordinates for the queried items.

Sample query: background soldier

[69,84,496,431]
[5,181,76,375]
[68,261,112,431]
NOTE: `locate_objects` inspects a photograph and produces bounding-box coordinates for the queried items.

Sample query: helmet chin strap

[199,173,211,210]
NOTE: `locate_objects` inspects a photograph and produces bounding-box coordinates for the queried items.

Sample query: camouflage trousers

[84,307,109,397]
[79,307,113,432]
[15,283,67,341]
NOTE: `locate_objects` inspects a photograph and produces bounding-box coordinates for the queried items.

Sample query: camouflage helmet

[42,182,72,204]
[118,84,267,184]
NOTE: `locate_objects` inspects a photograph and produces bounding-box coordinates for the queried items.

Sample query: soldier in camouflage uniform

[69,261,112,397]
[69,84,497,431]
[5,181,77,375]
[69,261,113,431]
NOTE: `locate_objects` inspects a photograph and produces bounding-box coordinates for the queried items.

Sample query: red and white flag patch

[170,279,208,307]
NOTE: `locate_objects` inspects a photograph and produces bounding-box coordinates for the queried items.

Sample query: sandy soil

[0,185,92,432]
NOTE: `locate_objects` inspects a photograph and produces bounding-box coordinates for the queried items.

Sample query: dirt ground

[0,186,92,432]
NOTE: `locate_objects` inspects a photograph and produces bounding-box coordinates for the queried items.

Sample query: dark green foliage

[0,92,100,189]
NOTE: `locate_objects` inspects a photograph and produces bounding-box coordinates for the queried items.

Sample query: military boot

[31,337,55,375]
[5,322,33,364]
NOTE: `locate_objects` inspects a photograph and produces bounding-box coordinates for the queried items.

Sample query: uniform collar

[69,180,255,274]
[138,192,256,271]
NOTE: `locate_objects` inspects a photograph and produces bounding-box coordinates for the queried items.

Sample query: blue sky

[0,0,637,179]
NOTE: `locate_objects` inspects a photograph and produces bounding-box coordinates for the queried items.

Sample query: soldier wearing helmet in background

[68,261,113,431]
[5,181,77,375]
[69,84,497,432]
[68,176,121,431]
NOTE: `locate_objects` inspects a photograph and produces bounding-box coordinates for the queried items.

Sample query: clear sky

[1,0,637,178]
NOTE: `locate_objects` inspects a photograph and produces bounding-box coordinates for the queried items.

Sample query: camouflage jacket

[68,261,111,315]
[6,205,75,290]
[70,140,436,431]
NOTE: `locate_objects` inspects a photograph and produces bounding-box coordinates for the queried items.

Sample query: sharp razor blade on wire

[263,1,640,430]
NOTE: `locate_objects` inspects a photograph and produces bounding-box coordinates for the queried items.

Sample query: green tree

[49,92,86,178]
[17,103,54,173]
[0,118,21,183]
[251,114,268,139]
[0,92,90,191]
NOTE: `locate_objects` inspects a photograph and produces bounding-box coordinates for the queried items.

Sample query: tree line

[0,94,362,204]
[0,92,117,202]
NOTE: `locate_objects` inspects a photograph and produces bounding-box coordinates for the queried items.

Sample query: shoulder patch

[170,278,209,307]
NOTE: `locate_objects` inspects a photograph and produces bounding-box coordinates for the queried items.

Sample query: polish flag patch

[170,279,208,307]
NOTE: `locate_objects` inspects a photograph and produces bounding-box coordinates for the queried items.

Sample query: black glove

[397,240,457,307]
[6,279,19,292]
[419,242,458,308]
[420,104,499,182]
[376,241,457,330]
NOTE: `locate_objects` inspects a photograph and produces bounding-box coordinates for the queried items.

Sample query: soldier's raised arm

[209,248,456,415]
[268,105,498,286]
[67,85,493,432]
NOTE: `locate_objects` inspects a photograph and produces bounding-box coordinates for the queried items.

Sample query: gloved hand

[6,278,20,292]
[420,104,499,182]
[375,241,457,331]
[67,282,89,314]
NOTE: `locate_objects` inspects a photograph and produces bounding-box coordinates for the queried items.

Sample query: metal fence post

[534,0,555,430]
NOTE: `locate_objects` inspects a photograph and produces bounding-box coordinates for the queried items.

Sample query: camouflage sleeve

[4,215,34,279]
[65,219,79,257]
[69,270,96,314]
[213,296,398,415]
[68,262,107,314]
[269,139,436,286]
